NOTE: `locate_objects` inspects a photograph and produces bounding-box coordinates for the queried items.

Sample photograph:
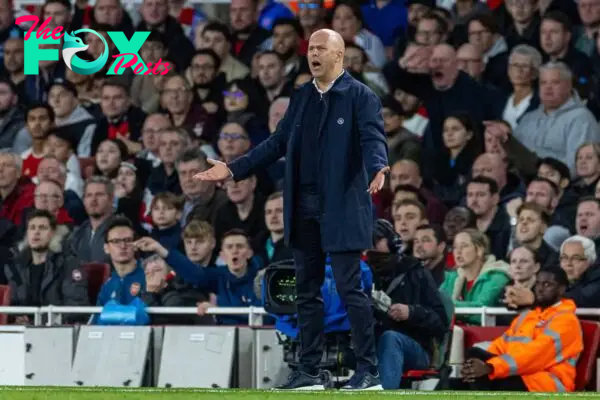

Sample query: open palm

[193,159,232,182]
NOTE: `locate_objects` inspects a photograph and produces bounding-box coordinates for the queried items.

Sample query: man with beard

[255,51,292,105]
[413,223,447,286]
[466,176,511,260]
[65,176,114,263]
[0,78,23,150]
[271,18,309,81]
[459,267,583,393]
[4,210,89,324]
[187,49,226,121]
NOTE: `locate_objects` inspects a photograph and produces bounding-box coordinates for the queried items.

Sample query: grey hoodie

[513,96,600,177]
[0,107,25,151]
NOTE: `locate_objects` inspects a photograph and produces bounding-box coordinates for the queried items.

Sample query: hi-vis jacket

[483,299,583,392]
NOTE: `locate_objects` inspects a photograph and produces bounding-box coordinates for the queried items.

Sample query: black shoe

[274,370,333,390]
[340,372,383,390]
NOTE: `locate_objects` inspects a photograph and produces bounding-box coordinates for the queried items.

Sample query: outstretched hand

[368,166,390,194]
[193,159,232,182]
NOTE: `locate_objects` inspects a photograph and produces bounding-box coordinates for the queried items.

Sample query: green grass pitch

[3,388,600,400]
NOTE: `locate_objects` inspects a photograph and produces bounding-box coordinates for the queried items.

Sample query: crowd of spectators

[0,0,599,389]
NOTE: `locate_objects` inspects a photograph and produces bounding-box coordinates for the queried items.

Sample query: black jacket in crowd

[4,248,89,308]
[368,252,449,358]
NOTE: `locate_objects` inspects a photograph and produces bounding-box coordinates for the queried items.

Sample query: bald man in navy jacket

[195,29,389,391]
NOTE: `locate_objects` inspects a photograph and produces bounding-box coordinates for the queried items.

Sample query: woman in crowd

[441,229,510,325]
[429,114,482,208]
[93,139,128,180]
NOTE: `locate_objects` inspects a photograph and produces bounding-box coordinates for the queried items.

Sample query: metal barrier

[0,305,596,327]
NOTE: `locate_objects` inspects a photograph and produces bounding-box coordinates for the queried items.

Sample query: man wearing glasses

[96,216,146,307]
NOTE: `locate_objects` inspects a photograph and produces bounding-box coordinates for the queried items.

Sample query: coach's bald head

[308,29,345,84]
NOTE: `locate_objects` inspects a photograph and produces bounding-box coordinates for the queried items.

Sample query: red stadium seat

[576,321,600,390]
[0,285,11,325]
[83,263,111,305]
[78,157,95,179]
[462,326,507,350]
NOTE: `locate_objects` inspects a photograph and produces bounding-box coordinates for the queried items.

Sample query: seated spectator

[20,103,54,179]
[214,175,267,247]
[343,43,389,96]
[441,228,510,324]
[459,267,583,392]
[114,162,152,229]
[501,45,542,130]
[428,113,482,207]
[139,254,213,325]
[443,206,478,249]
[413,223,447,286]
[96,217,146,307]
[0,79,24,151]
[471,152,525,207]
[147,127,188,195]
[177,148,228,227]
[512,201,558,268]
[45,129,84,197]
[368,221,448,390]
[47,79,97,152]
[331,1,386,68]
[36,157,86,224]
[467,14,507,63]
[182,220,216,267]
[0,150,34,226]
[524,176,574,235]
[466,177,511,260]
[456,43,484,82]
[137,113,171,168]
[31,179,74,228]
[93,138,128,180]
[506,235,600,309]
[389,159,447,224]
[4,210,89,324]
[512,62,600,176]
[253,191,292,265]
[575,197,600,252]
[392,199,428,255]
[200,22,250,83]
[65,176,114,263]
[572,143,600,197]
[500,246,540,323]
[381,95,420,165]
[150,192,184,251]
[135,229,263,325]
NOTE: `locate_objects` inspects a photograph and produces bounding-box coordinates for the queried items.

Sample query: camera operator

[368,219,449,390]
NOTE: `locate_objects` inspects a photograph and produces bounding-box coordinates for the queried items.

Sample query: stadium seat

[0,285,11,325]
[401,291,455,390]
[79,157,95,179]
[83,263,111,304]
[575,320,600,390]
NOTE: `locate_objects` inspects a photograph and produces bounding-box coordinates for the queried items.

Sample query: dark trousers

[292,189,377,375]
[451,347,528,391]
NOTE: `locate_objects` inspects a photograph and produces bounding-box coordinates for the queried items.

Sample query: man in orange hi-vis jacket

[460,266,584,392]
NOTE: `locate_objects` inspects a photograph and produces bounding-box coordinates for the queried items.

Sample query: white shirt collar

[312,69,345,95]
